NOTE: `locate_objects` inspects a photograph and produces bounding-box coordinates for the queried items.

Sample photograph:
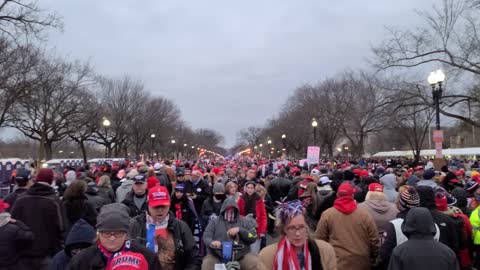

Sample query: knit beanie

[399,187,420,210]
[423,169,436,180]
[96,203,130,232]
[213,183,225,193]
[36,168,54,184]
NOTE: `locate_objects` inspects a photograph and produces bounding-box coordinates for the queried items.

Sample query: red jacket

[237,196,267,236]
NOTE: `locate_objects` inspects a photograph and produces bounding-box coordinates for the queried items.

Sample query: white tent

[372,147,480,158]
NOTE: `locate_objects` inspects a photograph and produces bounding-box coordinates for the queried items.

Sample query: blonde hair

[225,181,238,195]
[255,184,267,198]
[97,175,111,188]
[365,191,386,201]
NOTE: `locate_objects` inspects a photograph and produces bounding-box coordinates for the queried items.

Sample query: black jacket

[184,179,211,213]
[129,212,202,270]
[97,186,115,204]
[11,183,67,258]
[84,186,107,213]
[3,188,28,210]
[121,191,148,218]
[200,197,223,225]
[63,196,97,232]
[170,195,198,231]
[267,177,292,203]
[0,214,34,268]
[66,241,161,270]
[387,207,459,270]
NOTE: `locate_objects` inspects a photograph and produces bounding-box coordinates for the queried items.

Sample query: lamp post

[311,118,318,146]
[281,134,287,157]
[428,69,445,130]
[102,118,111,158]
[171,139,176,160]
[150,134,155,160]
[428,69,446,159]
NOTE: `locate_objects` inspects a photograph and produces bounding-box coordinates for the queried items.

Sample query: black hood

[401,207,436,239]
[451,187,468,208]
[27,182,55,196]
[65,219,96,257]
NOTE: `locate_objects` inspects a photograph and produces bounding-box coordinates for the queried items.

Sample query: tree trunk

[80,140,87,163]
[44,141,53,161]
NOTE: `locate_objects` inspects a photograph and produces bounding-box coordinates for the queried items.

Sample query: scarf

[224,207,236,223]
[334,196,357,214]
[242,193,259,217]
[146,213,169,252]
[273,237,311,270]
[175,203,182,220]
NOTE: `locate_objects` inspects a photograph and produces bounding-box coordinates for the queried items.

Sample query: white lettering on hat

[153,191,167,199]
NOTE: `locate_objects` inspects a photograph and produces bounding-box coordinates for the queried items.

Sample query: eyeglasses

[100,231,126,238]
[285,225,308,234]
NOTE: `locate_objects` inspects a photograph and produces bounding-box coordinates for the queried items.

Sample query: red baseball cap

[359,170,370,178]
[455,170,465,176]
[148,186,170,207]
[415,166,424,171]
[368,183,383,192]
[337,183,357,197]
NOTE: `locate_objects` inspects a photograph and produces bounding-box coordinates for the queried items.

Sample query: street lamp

[428,69,445,130]
[102,118,111,158]
[171,139,176,144]
[184,143,187,147]
[267,139,272,145]
[312,118,318,146]
[259,144,263,147]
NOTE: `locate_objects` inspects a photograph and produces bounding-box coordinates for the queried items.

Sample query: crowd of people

[0,156,478,270]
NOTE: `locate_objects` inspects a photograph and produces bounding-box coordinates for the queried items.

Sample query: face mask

[214,194,226,201]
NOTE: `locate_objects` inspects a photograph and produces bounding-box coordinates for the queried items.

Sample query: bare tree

[236,126,263,148]
[0,0,61,42]
[9,57,93,161]
[373,0,480,127]
[0,39,39,127]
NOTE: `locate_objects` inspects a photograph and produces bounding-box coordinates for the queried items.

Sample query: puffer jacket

[49,219,96,270]
[0,212,34,269]
[203,197,257,260]
[129,212,202,270]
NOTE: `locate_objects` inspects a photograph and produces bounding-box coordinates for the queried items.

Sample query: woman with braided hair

[258,200,337,270]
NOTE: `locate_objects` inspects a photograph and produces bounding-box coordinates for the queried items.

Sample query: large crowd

[0,157,477,270]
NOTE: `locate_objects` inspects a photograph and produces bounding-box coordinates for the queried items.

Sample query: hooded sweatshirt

[202,197,257,260]
[387,207,458,270]
[116,179,134,203]
[380,174,398,203]
[49,219,96,270]
[358,199,399,235]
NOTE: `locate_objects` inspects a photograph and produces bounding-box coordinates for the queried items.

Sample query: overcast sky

[28,1,438,147]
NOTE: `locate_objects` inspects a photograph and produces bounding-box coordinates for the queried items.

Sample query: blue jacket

[49,219,96,270]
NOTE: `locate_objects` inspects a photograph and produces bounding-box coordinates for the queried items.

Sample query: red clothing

[455,212,473,268]
[238,196,267,236]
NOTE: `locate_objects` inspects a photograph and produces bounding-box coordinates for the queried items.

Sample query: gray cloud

[37,0,437,147]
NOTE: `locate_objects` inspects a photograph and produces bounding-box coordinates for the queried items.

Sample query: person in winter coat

[237,181,267,254]
[316,178,343,218]
[379,173,398,203]
[417,186,461,254]
[153,163,173,193]
[116,168,137,202]
[49,219,96,270]
[170,183,200,231]
[122,174,148,218]
[315,182,380,270]
[62,180,97,232]
[266,168,292,203]
[436,192,472,270]
[84,180,107,213]
[452,187,472,217]
[129,185,201,270]
[185,169,211,214]
[202,197,259,270]
[225,180,241,202]
[417,169,438,189]
[97,175,115,204]
[0,199,34,269]
[200,182,226,226]
[358,183,399,240]
[259,200,337,270]
[11,168,68,270]
[465,180,480,211]
[67,203,160,270]
[255,183,275,237]
[3,169,33,209]
[299,182,322,231]
[380,187,428,268]
[387,207,459,270]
